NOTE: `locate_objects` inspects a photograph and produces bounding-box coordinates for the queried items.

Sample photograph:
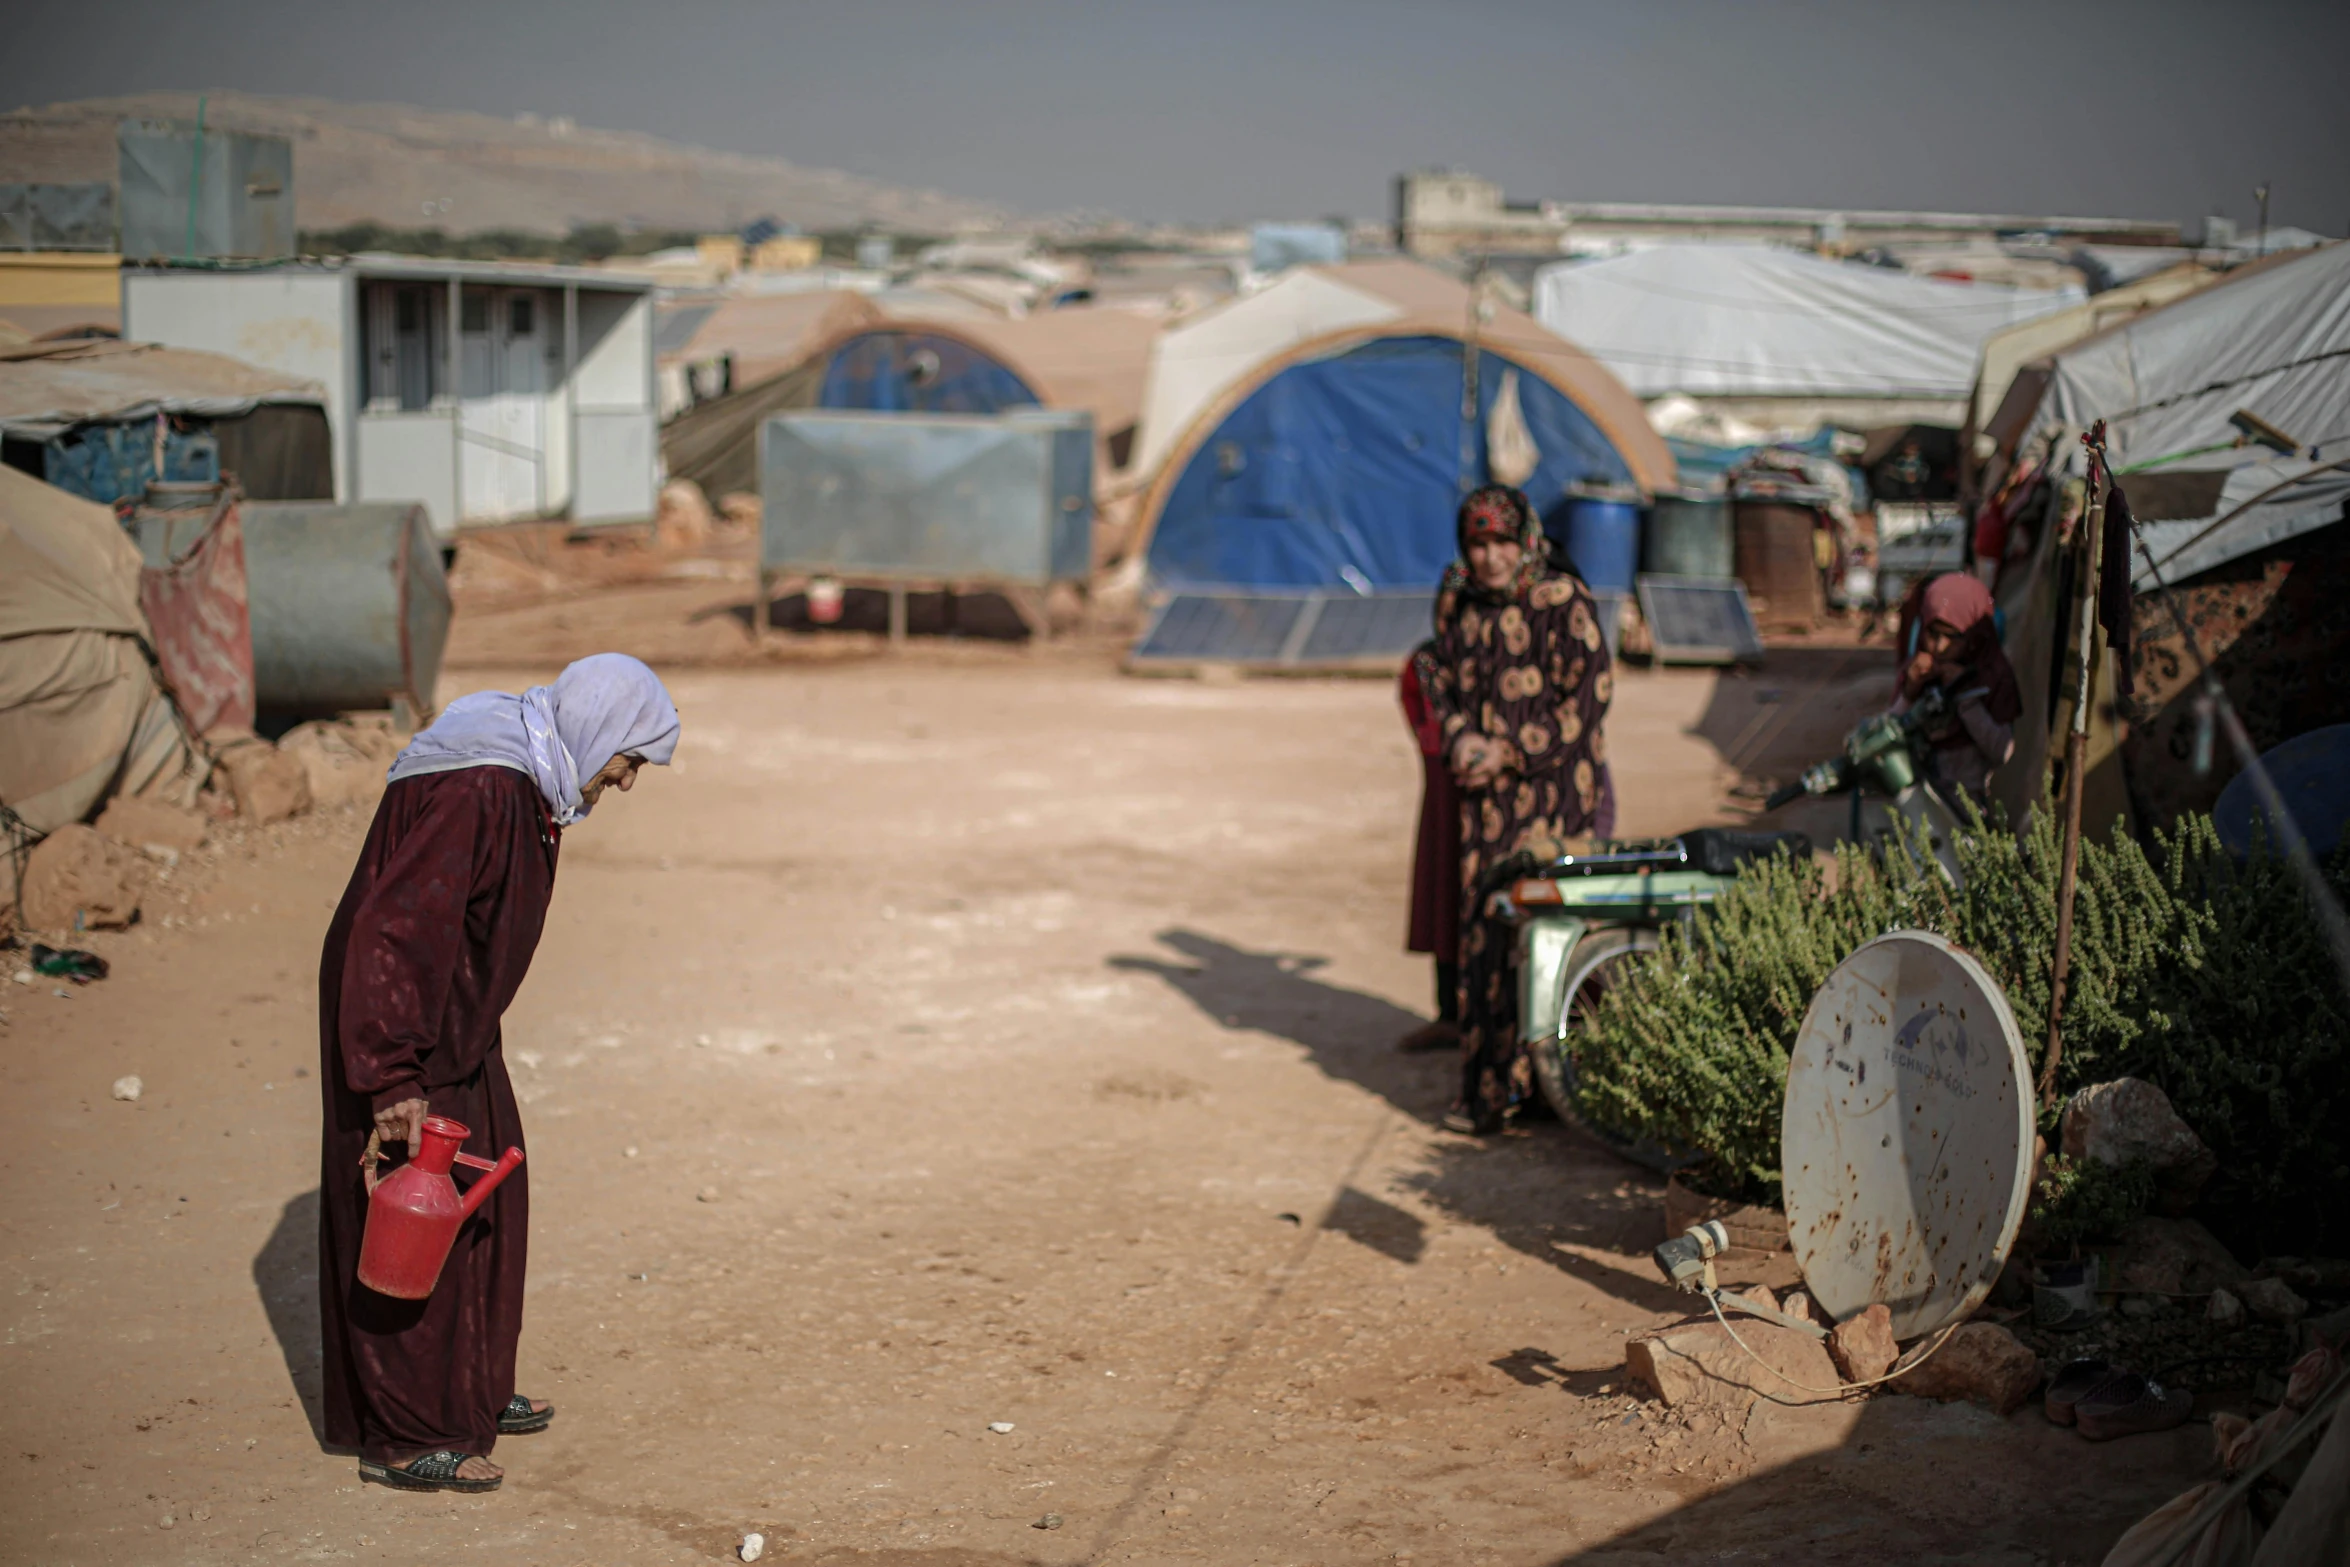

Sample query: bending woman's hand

[373,1096,431,1158]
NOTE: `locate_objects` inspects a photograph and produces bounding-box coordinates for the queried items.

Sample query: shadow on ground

[1109,927,1685,1314]
[253,1187,331,1449]
[1542,1389,2207,1566]
[709,587,1034,641]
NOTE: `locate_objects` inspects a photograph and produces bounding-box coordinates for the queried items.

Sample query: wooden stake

[2040,424,2108,1110]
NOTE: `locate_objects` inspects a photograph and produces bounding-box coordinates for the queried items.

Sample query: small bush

[1571,806,2349,1254]
[2031,1155,2157,1248]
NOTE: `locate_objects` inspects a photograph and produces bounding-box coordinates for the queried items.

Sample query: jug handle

[360,1133,514,1191]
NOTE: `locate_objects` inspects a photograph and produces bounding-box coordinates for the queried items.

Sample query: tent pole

[2039,421,2108,1111]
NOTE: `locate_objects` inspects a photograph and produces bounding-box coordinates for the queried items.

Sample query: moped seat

[1679,827,1813,876]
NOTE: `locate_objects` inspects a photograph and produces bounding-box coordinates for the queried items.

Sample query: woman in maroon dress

[1424,487,1614,1134]
[1398,640,1463,1051]
[318,653,679,1492]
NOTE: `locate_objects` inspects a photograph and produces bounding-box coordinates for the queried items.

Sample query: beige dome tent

[0,466,205,862]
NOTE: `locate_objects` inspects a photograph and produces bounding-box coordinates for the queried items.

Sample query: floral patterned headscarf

[1441,484,1550,607]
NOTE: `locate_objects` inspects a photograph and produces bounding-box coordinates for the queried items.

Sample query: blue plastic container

[1563,494,1641,594]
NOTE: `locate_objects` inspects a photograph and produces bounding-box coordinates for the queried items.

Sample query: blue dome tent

[1130,261,1673,595]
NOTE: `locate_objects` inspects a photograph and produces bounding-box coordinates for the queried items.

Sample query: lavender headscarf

[386,653,680,826]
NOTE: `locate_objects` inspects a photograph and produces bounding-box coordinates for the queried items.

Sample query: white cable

[1703,1288,1965,1397]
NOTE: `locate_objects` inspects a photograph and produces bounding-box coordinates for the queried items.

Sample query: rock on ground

[2061,1077,2217,1212]
[2237,1277,2308,1325]
[1627,1315,1844,1410]
[2113,1216,2250,1297]
[1828,1302,1898,1383]
[1892,1322,2042,1415]
[211,738,312,825]
[22,824,142,932]
[277,718,402,810]
[656,479,715,549]
[93,796,207,854]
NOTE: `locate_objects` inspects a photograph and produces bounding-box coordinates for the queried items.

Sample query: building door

[459,288,549,522]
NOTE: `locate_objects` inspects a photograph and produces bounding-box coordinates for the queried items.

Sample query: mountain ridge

[0,90,1012,236]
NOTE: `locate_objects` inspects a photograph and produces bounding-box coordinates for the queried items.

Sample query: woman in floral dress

[1425,486,1614,1134]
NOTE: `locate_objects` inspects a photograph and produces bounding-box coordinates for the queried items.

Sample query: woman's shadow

[252,1188,341,1451]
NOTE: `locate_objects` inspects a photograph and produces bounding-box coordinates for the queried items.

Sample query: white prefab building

[122,257,657,537]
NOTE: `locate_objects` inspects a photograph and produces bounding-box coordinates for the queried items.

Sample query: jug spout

[455,1146,526,1220]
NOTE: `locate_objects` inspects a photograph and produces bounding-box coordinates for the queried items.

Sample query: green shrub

[2030,1154,2158,1248]
[1571,807,2350,1254]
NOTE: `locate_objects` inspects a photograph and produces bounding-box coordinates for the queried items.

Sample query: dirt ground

[1,614,2210,1564]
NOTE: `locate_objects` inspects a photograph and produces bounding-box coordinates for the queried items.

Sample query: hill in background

[0,90,1011,238]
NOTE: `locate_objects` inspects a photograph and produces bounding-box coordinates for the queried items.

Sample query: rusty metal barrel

[1733,500,1824,629]
[238,501,451,718]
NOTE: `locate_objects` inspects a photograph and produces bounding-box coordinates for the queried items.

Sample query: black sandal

[358,1450,502,1493]
[498,1394,554,1435]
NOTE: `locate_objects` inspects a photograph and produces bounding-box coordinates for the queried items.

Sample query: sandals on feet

[498,1394,554,1435]
[358,1450,502,1493]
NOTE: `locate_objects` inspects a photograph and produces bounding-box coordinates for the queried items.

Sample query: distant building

[123,256,658,536]
[1393,168,2180,261]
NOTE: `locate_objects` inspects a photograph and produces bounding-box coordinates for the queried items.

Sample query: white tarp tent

[1531,245,2081,402]
[1994,241,2350,586]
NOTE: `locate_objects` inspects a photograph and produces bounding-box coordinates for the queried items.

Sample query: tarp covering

[1966,263,2218,434]
[1532,245,2082,400]
[0,338,325,437]
[1130,260,1669,593]
[1134,259,1671,496]
[0,466,204,841]
[661,289,884,387]
[817,328,1039,414]
[2002,242,2350,585]
[136,495,255,734]
[1146,334,1645,592]
[660,306,1161,503]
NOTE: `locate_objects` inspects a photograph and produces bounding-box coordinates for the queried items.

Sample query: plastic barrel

[1643,495,1734,580]
[1563,496,1640,594]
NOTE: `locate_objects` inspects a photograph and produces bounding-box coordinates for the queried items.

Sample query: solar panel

[1293,593,1434,666]
[1129,593,1311,666]
[1636,575,1765,665]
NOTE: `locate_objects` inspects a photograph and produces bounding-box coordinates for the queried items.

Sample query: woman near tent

[1396,641,1462,1052]
[317,654,679,1493]
[1891,572,2020,803]
[1424,485,1615,1135]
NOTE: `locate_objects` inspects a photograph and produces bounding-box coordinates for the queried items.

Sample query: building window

[363,283,443,411]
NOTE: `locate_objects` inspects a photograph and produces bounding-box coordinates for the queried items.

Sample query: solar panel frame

[1636,574,1766,665]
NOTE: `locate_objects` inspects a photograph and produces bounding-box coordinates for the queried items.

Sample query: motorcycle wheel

[1533,929,1691,1174]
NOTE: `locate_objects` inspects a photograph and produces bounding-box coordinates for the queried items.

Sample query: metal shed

[122,256,659,538]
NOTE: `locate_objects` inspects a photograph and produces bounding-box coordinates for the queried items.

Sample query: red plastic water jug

[357,1116,524,1300]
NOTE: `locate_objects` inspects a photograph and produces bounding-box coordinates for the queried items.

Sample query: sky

[6,0,2347,235]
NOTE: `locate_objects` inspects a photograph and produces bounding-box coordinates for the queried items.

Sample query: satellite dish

[2213,722,2350,859]
[1781,930,2033,1340]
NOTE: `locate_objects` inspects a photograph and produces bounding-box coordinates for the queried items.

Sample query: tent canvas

[2001,242,2350,586]
[661,306,1161,506]
[1131,260,1671,595]
[0,466,204,849]
[1532,245,2082,402]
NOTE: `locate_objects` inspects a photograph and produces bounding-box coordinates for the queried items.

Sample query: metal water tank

[1643,495,1734,580]
[239,501,451,717]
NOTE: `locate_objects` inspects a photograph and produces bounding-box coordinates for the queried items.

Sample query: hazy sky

[7,0,2346,233]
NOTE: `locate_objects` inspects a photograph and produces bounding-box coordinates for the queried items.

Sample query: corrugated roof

[0,338,324,438]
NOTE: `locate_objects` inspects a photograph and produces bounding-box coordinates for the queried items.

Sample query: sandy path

[0,651,2198,1565]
